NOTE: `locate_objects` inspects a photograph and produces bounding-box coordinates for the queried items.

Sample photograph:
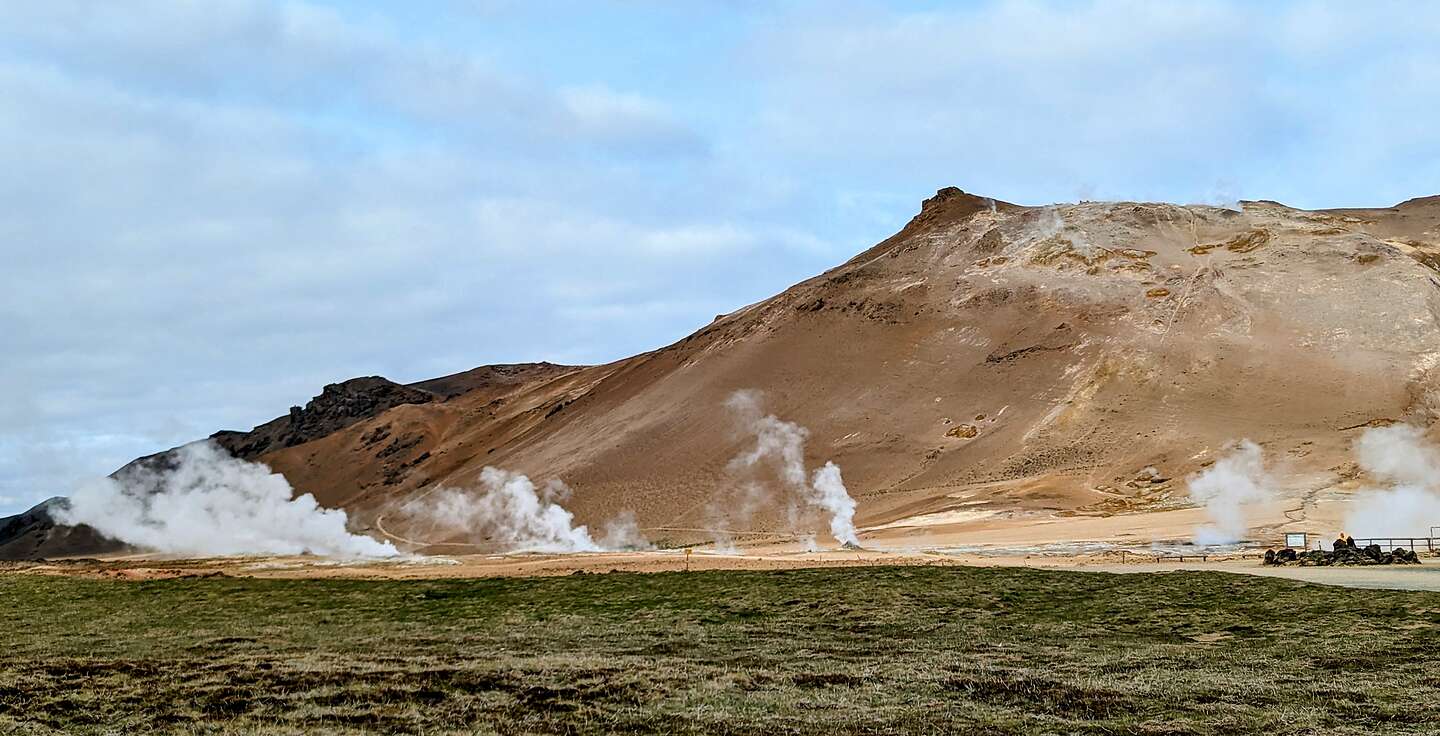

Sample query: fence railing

[1117,551,1211,563]
[1118,539,1438,564]
[1348,537,1436,552]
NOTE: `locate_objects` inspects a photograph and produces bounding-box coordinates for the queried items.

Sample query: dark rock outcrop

[0,498,124,560]
[212,376,434,460]
[1265,544,1423,567]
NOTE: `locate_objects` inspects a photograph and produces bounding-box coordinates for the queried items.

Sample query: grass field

[2,565,1438,735]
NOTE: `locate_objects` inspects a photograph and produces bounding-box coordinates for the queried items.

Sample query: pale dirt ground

[11,498,1437,591]
[10,487,1437,589]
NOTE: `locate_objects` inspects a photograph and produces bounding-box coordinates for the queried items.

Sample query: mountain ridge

[6,189,1440,558]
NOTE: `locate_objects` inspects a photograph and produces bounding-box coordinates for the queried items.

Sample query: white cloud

[558,84,706,156]
[742,0,1440,207]
[0,1,706,160]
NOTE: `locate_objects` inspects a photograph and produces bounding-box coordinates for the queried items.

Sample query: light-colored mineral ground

[11,524,1439,592]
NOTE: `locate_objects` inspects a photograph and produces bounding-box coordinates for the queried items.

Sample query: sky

[3,0,1439,515]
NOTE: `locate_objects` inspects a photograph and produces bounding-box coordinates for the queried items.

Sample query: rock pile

[1264,542,1422,567]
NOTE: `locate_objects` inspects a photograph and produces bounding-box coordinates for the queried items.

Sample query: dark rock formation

[212,376,434,460]
[0,498,124,560]
[1265,544,1423,567]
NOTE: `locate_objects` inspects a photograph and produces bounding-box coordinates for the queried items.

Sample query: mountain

[6,189,1439,558]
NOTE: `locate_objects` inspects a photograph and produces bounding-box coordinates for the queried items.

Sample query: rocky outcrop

[0,498,124,560]
[212,376,435,460]
[1264,545,1423,566]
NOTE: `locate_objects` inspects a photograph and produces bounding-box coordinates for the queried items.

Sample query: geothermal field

[5,190,1440,733]
[9,191,1440,564]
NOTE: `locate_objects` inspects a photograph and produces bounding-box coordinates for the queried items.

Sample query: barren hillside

[7,189,1440,558]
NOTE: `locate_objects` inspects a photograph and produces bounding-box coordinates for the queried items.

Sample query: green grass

[2,565,1438,734]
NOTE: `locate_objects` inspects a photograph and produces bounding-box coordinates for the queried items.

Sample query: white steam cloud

[717,391,860,549]
[55,441,399,558]
[1033,206,1096,258]
[705,480,770,555]
[597,510,651,551]
[399,467,650,553]
[1343,425,1440,537]
[812,461,858,548]
[1188,440,1270,545]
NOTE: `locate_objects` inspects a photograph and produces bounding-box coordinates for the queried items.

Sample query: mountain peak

[904,187,1018,235]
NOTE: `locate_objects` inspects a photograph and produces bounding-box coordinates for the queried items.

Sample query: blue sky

[3,0,1439,515]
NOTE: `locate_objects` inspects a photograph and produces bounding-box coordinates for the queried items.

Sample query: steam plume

[400,467,649,553]
[720,391,860,548]
[1343,425,1440,537]
[597,510,652,551]
[55,441,398,558]
[812,461,858,548]
[705,480,769,554]
[1188,440,1269,545]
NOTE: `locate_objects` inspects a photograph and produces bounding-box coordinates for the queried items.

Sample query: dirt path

[372,513,472,549]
